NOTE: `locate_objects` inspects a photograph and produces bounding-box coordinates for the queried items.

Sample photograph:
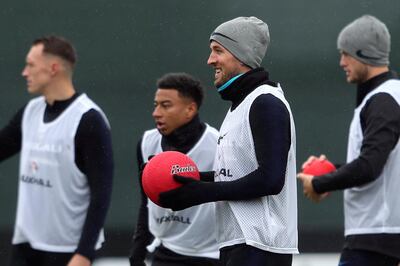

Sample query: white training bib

[214,84,298,254]
[13,94,109,252]
[141,124,220,259]
[345,79,400,236]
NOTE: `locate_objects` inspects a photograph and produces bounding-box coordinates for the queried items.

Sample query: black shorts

[9,243,73,266]
[339,248,400,266]
[219,244,292,266]
[151,245,220,266]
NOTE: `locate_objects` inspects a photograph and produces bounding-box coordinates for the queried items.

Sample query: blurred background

[0,0,399,264]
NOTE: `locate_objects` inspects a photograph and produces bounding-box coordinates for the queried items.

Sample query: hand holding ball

[141,151,200,205]
[302,158,336,176]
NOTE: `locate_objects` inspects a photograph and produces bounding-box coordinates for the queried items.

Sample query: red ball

[303,159,336,176]
[141,151,200,205]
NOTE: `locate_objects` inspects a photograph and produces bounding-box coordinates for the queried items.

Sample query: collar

[217,74,244,92]
[218,67,277,110]
[161,114,206,154]
[45,92,80,110]
[44,92,81,123]
[356,71,398,106]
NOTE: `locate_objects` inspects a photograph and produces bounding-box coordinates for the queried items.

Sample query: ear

[50,62,60,76]
[186,102,198,119]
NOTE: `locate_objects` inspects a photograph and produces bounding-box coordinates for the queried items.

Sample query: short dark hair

[156,73,204,108]
[33,35,77,67]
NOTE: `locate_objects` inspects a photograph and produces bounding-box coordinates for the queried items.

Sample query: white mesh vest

[214,84,298,254]
[141,125,220,258]
[13,94,108,252]
[345,79,400,236]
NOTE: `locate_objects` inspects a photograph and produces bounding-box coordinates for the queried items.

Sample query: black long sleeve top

[312,71,400,193]
[312,71,400,259]
[0,93,114,261]
[211,67,291,200]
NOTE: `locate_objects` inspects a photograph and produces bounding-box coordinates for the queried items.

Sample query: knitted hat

[210,16,270,69]
[337,15,390,66]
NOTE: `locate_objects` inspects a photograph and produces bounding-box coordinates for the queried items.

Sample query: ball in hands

[141,151,200,205]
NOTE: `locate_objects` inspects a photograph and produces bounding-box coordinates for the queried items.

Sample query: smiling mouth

[215,68,221,78]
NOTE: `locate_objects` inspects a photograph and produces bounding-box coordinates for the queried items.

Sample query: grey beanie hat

[337,15,390,66]
[210,16,270,69]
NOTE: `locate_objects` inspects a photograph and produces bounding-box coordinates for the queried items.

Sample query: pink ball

[303,159,336,176]
[141,151,200,205]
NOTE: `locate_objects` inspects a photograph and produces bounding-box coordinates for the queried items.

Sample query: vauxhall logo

[21,175,52,188]
[156,214,191,225]
[215,168,233,177]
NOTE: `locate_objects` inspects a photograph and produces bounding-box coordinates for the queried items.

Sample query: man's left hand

[159,175,209,211]
[297,173,329,202]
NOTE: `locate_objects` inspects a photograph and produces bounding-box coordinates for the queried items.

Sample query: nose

[339,54,346,68]
[152,106,161,119]
[207,52,216,66]
[22,67,28,78]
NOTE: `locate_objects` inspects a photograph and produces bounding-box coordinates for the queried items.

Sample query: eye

[161,103,172,109]
[213,48,223,55]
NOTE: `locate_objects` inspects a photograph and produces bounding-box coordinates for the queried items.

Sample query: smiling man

[129,73,220,266]
[159,17,298,266]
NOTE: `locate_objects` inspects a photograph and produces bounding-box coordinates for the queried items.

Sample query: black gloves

[198,171,215,182]
[158,175,217,211]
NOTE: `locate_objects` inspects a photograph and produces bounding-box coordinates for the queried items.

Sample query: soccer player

[297,15,400,265]
[159,17,298,266]
[0,36,113,266]
[129,73,220,266]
